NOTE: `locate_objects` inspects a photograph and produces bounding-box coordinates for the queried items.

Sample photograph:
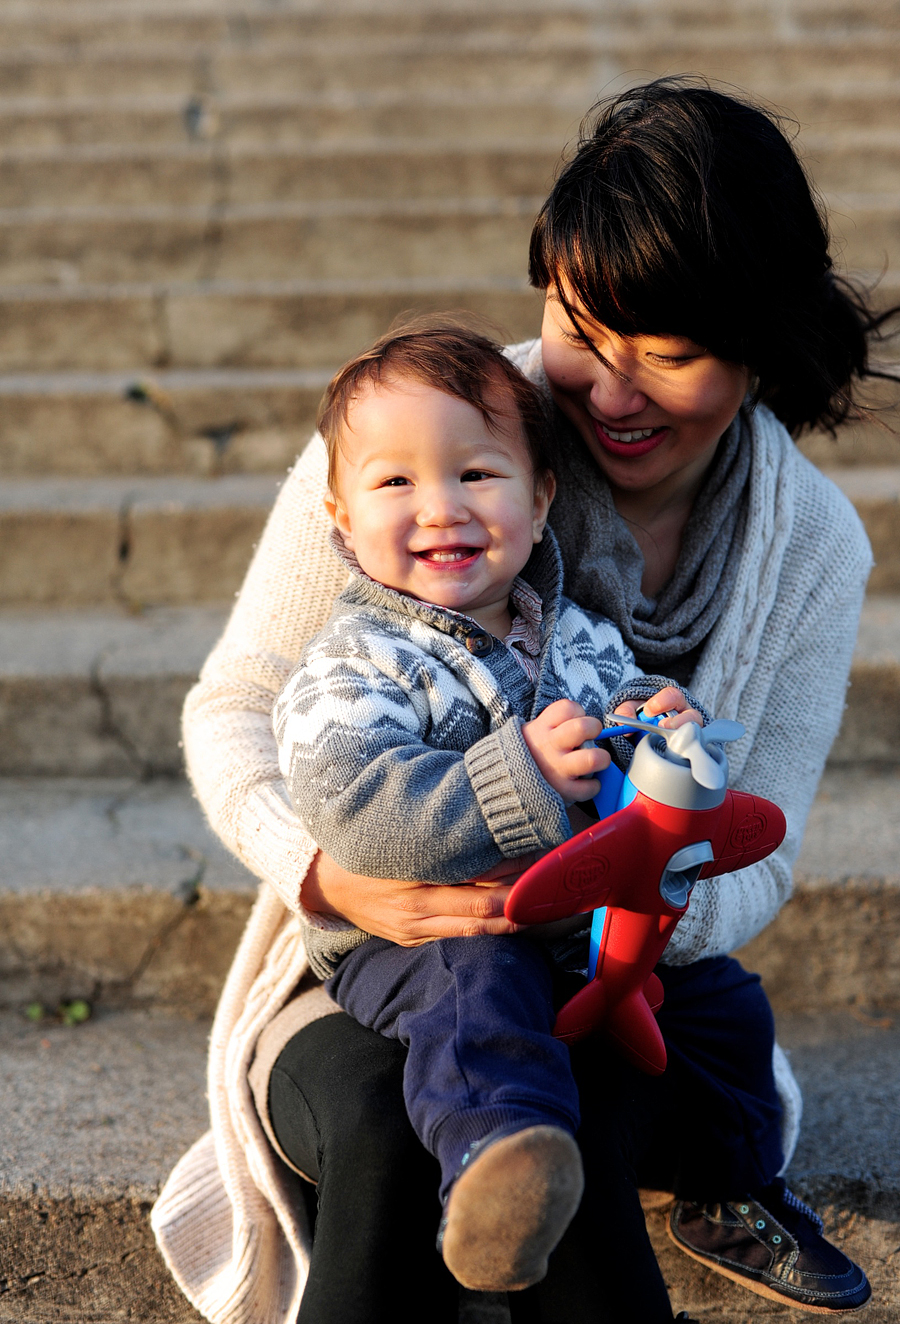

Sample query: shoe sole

[441,1125,584,1293]
[666,1221,872,1315]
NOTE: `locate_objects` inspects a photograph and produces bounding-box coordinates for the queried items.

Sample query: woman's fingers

[385,882,520,945]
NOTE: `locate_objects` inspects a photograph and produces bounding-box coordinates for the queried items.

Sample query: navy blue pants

[327,934,582,1199]
[326,935,783,1203]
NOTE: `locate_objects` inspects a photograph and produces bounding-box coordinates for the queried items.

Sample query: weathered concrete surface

[0,193,897,287]
[0,367,327,475]
[0,589,891,777]
[834,594,900,764]
[0,1007,896,1323]
[0,475,277,605]
[0,139,565,209]
[3,82,900,153]
[0,198,545,287]
[1,766,898,1017]
[0,777,254,1012]
[0,1007,209,1322]
[0,278,543,377]
[0,470,896,607]
[737,766,900,1011]
[0,605,227,774]
[830,467,900,593]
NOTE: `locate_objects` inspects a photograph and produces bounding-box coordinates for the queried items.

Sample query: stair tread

[0,776,252,896]
[0,1003,894,1205]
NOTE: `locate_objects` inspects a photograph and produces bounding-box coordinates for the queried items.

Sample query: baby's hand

[522,699,610,805]
[614,685,704,731]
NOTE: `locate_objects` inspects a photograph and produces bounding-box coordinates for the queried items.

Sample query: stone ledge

[0,1007,896,1322]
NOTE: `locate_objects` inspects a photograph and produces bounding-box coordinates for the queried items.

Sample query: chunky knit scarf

[547,405,752,681]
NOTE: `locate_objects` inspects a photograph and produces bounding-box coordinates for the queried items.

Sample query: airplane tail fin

[553,977,607,1045]
[605,988,668,1076]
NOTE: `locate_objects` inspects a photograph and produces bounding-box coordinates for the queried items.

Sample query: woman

[152,80,888,1322]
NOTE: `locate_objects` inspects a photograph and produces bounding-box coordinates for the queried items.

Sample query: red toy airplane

[505,716,786,1075]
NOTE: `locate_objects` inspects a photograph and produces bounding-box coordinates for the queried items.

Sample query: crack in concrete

[151,287,172,370]
[121,848,206,991]
[88,643,146,779]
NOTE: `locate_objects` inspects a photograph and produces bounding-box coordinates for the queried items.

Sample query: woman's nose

[590,366,649,419]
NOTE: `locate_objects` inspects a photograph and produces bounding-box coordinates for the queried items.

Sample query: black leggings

[270,1018,675,1324]
[269,956,781,1324]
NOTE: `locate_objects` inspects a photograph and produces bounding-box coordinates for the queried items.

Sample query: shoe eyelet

[755,1220,766,1230]
[772,1234,782,1244]
[738,1204,750,1214]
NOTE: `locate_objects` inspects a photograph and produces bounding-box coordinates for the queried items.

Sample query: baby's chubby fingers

[552,714,605,752]
[616,686,704,730]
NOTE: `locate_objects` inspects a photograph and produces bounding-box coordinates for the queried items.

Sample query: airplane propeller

[598,717,745,791]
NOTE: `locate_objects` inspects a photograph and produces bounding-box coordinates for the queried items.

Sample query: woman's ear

[532,470,557,542]
[324,491,354,549]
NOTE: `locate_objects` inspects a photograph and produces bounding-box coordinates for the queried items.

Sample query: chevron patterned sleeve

[273,626,570,885]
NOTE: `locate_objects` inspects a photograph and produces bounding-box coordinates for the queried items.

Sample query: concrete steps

[0,762,895,1020]
[0,778,254,1013]
[0,594,895,776]
[0,475,278,605]
[0,605,227,774]
[5,195,900,288]
[0,279,544,375]
[0,1002,896,1323]
[0,358,893,477]
[3,83,900,151]
[4,34,900,101]
[4,131,900,211]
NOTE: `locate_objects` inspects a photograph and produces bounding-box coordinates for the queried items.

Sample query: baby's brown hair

[317,316,554,494]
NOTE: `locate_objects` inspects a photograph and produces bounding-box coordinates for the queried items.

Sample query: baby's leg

[327,933,580,1193]
[327,934,584,1291]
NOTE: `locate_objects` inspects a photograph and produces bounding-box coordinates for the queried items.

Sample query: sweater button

[465,632,493,655]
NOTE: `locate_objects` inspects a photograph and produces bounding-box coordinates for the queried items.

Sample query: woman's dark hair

[529,77,897,436]
[318,315,554,492]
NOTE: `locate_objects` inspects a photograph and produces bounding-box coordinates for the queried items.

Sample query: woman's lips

[591,420,669,458]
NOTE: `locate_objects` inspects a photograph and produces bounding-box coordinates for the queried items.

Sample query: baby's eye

[461,469,492,482]
[379,475,409,487]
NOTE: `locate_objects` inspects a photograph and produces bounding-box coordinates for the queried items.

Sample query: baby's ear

[532,470,556,541]
[324,491,354,547]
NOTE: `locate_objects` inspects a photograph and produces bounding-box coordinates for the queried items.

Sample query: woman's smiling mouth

[592,420,669,457]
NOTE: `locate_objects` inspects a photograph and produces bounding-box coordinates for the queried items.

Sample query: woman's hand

[614,684,705,730]
[301,850,540,946]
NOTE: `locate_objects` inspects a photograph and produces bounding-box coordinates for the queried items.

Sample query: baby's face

[327,378,552,627]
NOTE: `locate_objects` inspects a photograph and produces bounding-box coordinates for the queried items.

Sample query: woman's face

[540,287,752,497]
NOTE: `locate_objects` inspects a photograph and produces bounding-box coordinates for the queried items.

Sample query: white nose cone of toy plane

[664,719,745,790]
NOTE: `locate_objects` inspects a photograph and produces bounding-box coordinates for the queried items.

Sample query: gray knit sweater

[274,532,658,977]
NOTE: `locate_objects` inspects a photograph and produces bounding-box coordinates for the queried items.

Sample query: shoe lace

[781,1185,824,1234]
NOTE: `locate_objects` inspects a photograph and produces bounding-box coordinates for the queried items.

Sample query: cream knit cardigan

[152,343,871,1324]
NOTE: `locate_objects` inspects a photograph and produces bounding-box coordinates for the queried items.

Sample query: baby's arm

[522,686,706,804]
[274,648,571,885]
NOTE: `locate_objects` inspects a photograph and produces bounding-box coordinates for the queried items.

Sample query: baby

[273,321,703,1293]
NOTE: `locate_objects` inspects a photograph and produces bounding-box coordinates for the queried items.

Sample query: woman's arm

[662,567,867,963]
